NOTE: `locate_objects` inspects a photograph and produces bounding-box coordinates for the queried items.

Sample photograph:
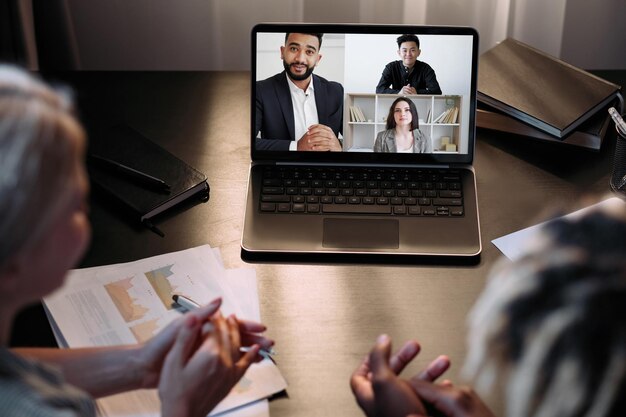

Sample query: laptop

[242,24,481,260]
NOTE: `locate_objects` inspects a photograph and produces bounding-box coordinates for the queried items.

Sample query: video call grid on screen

[252,25,478,164]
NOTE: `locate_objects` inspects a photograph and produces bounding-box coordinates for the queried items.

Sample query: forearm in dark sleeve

[255,95,263,137]
[421,67,442,94]
[375,66,399,94]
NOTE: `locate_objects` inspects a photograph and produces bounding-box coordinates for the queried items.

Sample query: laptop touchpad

[322,218,399,249]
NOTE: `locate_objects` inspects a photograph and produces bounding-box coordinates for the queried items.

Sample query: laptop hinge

[273,161,450,169]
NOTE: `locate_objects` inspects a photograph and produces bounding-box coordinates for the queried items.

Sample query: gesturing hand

[134,298,273,390]
[408,379,496,417]
[158,312,260,417]
[350,334,450,417]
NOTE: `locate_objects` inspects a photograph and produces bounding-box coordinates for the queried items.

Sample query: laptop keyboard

[259,166,464,216]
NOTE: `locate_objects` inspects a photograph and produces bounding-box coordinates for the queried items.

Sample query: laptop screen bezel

[250,23,479,165]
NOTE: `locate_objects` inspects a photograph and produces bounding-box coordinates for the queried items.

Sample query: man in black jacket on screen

[376,34,442,95]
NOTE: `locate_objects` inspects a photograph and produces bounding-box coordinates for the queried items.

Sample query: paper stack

[43,245,286,417]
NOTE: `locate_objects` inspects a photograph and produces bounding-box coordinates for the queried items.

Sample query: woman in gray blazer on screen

[373,97,432,153]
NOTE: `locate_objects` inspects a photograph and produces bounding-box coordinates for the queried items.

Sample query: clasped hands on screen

[297,124,342,151]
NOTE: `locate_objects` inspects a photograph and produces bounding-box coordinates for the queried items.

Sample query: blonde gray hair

[463,205,626,417]
[0,65,81,267]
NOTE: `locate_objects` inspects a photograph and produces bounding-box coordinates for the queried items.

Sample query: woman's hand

[350,334,450,417]
[158,311,259,417]
[134,298,272,390]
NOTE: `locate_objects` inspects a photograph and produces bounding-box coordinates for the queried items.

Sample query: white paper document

[492,197,625,261]
[43,245,286,417]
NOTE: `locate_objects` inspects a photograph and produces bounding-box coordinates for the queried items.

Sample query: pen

[608,107,626,137]
[172,294,277,359]
[89,154,171,191]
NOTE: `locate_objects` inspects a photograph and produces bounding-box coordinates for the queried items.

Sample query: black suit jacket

[255,72,343,151]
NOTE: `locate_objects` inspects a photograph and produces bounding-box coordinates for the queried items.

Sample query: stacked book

[349,105,369,122]
[477,38,622,151]
[433,106,459,124]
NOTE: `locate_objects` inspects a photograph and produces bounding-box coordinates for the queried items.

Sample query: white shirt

[286,74,319,151]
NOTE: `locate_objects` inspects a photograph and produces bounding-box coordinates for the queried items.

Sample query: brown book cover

[476,102,614,151]
[478,38,621,138]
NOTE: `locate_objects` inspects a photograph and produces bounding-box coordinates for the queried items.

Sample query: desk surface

[12,71,624,417]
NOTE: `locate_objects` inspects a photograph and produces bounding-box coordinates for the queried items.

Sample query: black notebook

[478,38,621,138]
[88,125,209,223]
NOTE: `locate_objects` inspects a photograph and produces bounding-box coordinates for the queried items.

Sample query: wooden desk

[11,71,623,417]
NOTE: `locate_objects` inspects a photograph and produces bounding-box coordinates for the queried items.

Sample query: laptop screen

[251,24,478,165]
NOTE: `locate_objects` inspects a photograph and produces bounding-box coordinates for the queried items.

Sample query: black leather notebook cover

[88,125,208,222]
[478,38,620,138]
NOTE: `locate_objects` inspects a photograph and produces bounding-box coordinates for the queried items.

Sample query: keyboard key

[335,196,347,204]
[277,203,291,212]
[363,197,375,204]
[433,198,463,206]
[409,206,421,215]
[262,187,284,194]
[423,208,436,215]
[391,197,403,205]
[293,196,305,203]
[451,207,464,216]
[404,197,417,205]
[394,206,407,214]
[377,197,389,205]
[307,196,319,203]
[321,196,333,204]
[307,204,320,213]
[348,197,361,204]
[322,204,392,214]
[261,195,290,203]
[439,190,462,198]
[418,198,431,206]
[293,203,305,212]
[260,203,276,212]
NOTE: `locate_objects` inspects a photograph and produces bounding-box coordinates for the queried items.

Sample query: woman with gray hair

[0,65,272,417]
[351,202,626,417]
